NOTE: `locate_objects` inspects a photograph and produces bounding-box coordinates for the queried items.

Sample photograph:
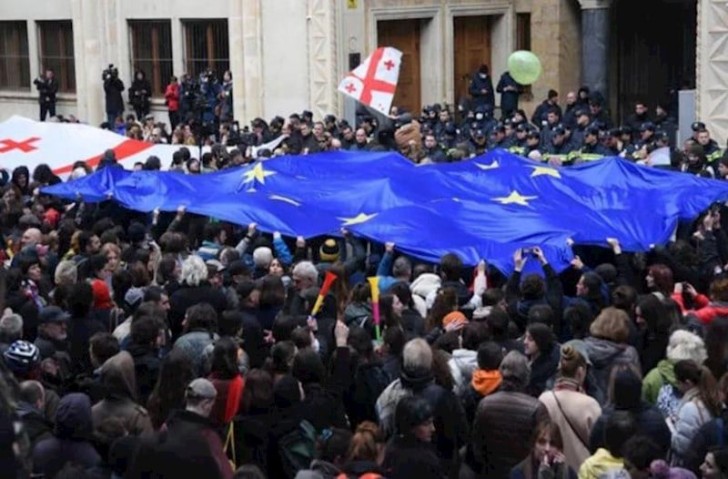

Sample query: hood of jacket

[55,393,93,440]
[400,368,434,391]
[585,336,629,367]
[471,369,502,396]
[655,359,677,386]
[451,349,478,377]
[100,351,138,401]
[410,273,441,300]
[344,302,372,326]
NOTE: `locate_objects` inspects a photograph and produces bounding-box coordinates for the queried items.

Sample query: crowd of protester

[5,68,728,478]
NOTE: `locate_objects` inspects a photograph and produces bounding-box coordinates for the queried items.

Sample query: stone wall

[697,0,728,145]
[525,0,581,114]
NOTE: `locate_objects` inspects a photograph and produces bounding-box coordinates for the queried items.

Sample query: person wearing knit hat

[3,340,40,377]
[442,311,468,331]
[319,238,340,263]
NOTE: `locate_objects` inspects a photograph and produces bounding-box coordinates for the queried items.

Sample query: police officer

[695,125,722,164]
[508,124,529,156]
[574,125,610,161]
[542,125,572,161]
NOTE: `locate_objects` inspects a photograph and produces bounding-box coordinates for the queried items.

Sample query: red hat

[43,208,60,229]
[91,279,113,310]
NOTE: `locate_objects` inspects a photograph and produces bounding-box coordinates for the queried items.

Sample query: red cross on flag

[0,116,183,177]
[337,47,402,115]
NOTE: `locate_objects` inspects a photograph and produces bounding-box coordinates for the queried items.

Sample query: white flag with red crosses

[337,47,402,116]
[0,116,181,177]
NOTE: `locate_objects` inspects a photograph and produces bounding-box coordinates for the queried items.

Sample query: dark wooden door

[377,19,421,115]
[454,16,492,105]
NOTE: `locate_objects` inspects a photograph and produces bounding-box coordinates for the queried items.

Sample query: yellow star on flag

[243,162,276,184]
[338,212,378,226]
[530,166,561,178]
[475,161,499,170]
[493,190,537,206]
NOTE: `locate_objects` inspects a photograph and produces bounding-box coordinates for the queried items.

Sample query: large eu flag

[42,150,728,273]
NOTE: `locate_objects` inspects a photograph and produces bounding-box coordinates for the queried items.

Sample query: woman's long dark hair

[210,337,240,380]
[146,349,195,429]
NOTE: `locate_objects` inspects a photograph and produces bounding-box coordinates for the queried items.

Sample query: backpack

[278,419,317,478]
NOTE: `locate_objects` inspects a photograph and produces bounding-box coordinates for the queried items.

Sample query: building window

[183,19,229,80]
[516,13,531,51]
[129,20,173,97]
[38,21,75,93]
[516,13,532,95]
[0,21,30,91]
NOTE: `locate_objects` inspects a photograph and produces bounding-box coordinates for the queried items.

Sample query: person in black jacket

[128,70,152,121]
[103,65,125,126]
[469,64,495,113]
[496,71,523,119]
[34,69,58,121]
[382,395,445,479]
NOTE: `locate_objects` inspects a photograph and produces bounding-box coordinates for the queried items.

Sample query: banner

[42,150,728,273]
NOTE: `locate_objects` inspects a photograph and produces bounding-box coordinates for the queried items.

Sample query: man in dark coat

[469,351,549,478]
[103,66,125,125]
[496,71,523,119]
[34,69,59,121]
[127,378,231,479]
[469,64,495,113]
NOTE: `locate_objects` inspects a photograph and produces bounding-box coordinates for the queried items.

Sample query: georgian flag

[0,116,181,177]
[337,47,402,115]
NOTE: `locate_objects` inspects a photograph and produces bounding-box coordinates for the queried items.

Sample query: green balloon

[508,50,542,85]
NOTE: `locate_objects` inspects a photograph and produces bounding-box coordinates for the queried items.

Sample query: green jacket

[642,359,676,404]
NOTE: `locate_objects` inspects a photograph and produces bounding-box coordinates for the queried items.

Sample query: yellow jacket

[578,448,623,479]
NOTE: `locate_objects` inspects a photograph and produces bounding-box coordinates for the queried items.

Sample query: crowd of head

[2,154,728,479]
[5,75,728,478]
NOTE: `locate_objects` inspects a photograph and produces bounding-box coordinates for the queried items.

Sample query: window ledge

[0,90,77,102]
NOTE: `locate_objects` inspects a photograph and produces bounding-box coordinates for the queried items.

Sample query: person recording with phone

[34,69,58,122]
[102,64,125,126]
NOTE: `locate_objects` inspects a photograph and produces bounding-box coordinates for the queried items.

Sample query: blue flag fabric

[42,150,728,274]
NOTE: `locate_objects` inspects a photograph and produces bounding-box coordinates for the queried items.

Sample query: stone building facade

[0,0,706,140]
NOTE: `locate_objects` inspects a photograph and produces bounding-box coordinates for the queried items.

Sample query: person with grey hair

[0,311,23,355]
[375,338,467,476]
[128,378,233,478]
[285,260,320,316]
[468,350,549,478]
[169,255,229,339]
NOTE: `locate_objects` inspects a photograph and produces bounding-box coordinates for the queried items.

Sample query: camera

[102,64,118,81]
[199,69,216,84]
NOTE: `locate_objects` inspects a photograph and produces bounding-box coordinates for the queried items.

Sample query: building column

[579,0,611,100]
[229,0,263,123]
[71,0,104,126]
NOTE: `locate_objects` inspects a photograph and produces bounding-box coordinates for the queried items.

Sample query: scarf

[471,369,502,396]
[554,376,583,393]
